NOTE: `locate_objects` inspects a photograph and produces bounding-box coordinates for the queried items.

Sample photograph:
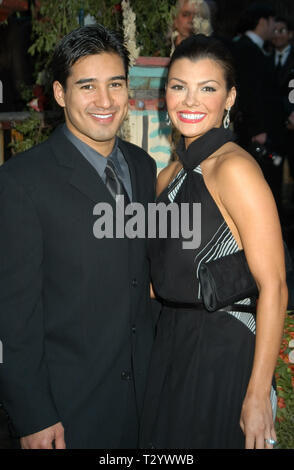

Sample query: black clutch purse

[199,244,292,312]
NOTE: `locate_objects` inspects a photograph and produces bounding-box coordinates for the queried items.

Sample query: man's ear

[53,81,66,108]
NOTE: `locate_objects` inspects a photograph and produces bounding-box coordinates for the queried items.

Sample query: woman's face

[166,57,236,147]
[174,1,196,40]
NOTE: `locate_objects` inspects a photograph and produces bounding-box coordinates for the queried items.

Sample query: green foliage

[9,111,51,154]
[29,0,79,62]
[28,0,175,67]
[131,0,175,56]
[28,1,123,73]
[275,313,294,449]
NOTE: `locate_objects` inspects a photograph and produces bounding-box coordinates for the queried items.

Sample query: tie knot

[105,159,116,180]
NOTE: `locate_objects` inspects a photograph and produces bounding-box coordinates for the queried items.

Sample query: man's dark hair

[51,24,130,89]
[237,3,276,35]
[274,16,293,32]
[168,34,236,91]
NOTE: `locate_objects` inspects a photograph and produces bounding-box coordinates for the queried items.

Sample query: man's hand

[251,133,267,145]
[20,422,66,449]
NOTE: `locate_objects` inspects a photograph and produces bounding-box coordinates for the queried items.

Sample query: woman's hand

[240,393,277,449]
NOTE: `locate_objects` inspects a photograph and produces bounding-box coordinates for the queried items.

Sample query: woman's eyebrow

[168,78,220,85]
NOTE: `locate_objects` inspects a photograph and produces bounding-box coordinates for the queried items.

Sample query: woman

[169,0,212,52]
[140,34,287,449]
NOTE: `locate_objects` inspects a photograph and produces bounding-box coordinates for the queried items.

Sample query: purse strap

[220,303,256,314]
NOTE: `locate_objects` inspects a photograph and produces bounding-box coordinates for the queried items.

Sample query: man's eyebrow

[75,76,127,85]
[110,75,127,81]
[75,78,97,85]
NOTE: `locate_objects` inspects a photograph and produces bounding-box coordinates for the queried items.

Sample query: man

[233,3,284,210]
[271,17,294,181]
[0,24,157,449]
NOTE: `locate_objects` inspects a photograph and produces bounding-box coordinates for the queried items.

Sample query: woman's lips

[177,112,206,123]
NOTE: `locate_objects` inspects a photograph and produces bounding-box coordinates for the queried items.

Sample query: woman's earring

[223,107,231,129]
[165,113,171,126]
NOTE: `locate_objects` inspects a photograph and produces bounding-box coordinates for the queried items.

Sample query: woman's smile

[177,111,207,123]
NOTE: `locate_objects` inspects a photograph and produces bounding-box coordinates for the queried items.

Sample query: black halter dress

[139,128,277,449]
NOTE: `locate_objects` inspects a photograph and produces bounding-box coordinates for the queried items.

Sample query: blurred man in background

[272,17,294,185]
[233,2,284,212]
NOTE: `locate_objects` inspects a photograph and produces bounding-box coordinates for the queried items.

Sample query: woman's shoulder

[213,142,263,178]
[156,161,183,196]
[208,142,270,205]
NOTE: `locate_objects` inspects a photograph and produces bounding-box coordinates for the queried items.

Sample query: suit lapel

[49,125,115,205]
[118,138,139,203]
[69,158,114,205]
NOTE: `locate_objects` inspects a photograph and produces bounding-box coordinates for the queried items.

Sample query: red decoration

[27,85,47,112]
[114,3,122,13]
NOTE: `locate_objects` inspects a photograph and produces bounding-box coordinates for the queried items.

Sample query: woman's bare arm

[216,152,287,449]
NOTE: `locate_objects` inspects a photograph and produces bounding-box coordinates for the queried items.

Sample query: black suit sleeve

[0,169,60,437]
[234,43,267,137]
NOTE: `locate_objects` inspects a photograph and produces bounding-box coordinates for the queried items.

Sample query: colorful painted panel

[129,60,172,172]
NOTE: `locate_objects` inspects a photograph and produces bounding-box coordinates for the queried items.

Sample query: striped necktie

[104,159,130,203]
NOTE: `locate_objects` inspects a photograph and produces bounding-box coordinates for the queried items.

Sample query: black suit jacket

[233,35,283,149]
[272,45,294,118]
[0,126,157,448]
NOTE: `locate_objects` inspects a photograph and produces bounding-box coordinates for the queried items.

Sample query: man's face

[53,52,129,156]
[272,21,292,49]
[264,16,277,41]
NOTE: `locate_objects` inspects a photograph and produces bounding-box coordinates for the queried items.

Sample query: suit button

[132,278,138,287]
[121,371,132,380]
[132,325,136,334]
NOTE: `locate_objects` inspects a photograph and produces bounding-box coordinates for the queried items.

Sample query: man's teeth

[92,114,113,119]
[180,113,205,119]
